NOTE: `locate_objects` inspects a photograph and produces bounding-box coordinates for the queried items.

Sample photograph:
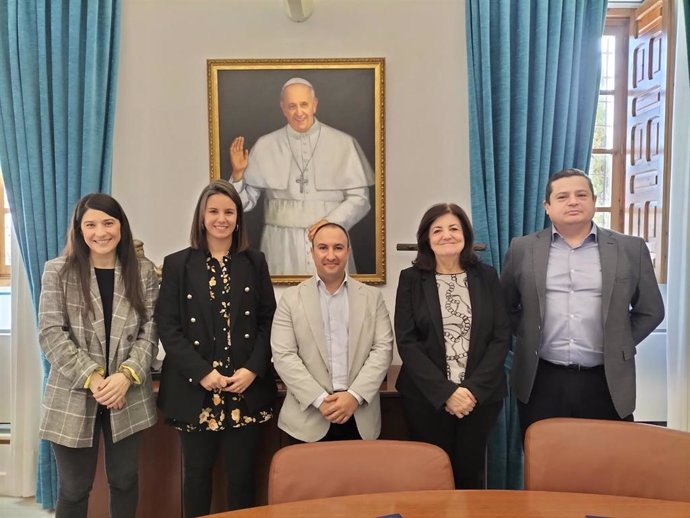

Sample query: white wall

[111,0,471,324]
[0,332,9,495]
[110,0,668,421]
[0,335,9,422]
[635,285,667,422]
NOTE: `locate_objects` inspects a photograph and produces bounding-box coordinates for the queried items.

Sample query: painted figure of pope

[229,77,374,275]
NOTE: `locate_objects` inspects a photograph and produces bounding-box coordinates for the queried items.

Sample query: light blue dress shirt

[540,224,605,367]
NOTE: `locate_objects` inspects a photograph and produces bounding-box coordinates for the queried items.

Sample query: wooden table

[202,490,690,518]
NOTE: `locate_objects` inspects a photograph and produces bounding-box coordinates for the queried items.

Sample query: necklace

[286,124,322,194]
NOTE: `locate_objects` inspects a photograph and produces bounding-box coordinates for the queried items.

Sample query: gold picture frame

[207,58,385,285]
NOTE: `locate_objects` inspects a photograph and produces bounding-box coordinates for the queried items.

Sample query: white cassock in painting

[230,77,373,275]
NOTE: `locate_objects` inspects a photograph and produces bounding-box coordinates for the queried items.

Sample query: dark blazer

[155,247,277,423]
[394,263,510,411]
[500,226,665,418]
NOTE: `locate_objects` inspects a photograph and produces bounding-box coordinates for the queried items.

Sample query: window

[591,17,630,233]
[592,3,674,281]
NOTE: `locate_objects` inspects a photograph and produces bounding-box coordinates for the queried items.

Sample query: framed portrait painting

[207,57,385,285]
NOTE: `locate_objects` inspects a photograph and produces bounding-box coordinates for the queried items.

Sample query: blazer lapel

[533,228,551,322]
[598,228,618,326]
[228,253,249,330]
[186,249,214,340]
[300,277,330,369]
[89,268,107,354]
[347,280,365,376]
[108,264,132,365]
[466,268,481,365]
[421,271,444,348]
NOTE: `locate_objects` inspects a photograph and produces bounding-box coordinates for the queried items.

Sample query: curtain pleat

[0,0,121,508]
[465,0,607,489]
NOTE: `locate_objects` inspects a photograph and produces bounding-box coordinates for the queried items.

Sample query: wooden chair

[524,417,690,502]
[267,439,454,504]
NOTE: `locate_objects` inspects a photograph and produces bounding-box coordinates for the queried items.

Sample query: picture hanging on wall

[207,57,385,285]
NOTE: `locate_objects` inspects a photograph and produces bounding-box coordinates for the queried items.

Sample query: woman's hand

[199,369,228,391]
[224,368,257,394]
[88,371,105,395]
[94,372,132,409]
[445,387,477,418]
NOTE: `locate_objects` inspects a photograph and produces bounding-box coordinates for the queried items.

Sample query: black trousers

[52,408,143,518]
[518,359,633,439]
[402,396,502,489]
[178,424,263,517]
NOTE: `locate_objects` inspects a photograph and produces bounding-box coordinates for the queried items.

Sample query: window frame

[591,13,632,233]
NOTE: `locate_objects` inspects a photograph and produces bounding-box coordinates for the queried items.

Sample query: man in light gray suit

[501,169,664,437]
[271,222,393,442]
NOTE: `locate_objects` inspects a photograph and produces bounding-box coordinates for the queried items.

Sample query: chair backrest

[267,439,455,504]
[524,417,690,502]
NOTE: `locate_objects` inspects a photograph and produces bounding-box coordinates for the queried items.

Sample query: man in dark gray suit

[501,168,664,437]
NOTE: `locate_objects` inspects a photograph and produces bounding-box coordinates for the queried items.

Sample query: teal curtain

[465,0,607,488]
[0,1,121,508]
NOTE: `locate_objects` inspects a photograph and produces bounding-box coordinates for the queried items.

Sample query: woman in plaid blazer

[38,194,159,518]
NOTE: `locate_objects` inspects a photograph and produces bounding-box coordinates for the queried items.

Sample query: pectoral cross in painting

[295,174,309,194]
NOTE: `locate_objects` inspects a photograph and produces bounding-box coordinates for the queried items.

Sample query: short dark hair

[413,203,479,271]
[311,222,350,248]
[545,168,595,203]
[63,193,145,317]
[190,180,249,253]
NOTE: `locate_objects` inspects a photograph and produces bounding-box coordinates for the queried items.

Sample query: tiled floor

[0,496,53,517]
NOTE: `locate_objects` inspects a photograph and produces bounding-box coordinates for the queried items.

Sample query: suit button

[188,378,193,383]
[193,340,200,346]
[127,334,134,342]
[187,294,193,299]
[190,317,196,323]
[61,325,69,332]
[244,286,250,292]
[244,333,250,339]
[244,310,250,316]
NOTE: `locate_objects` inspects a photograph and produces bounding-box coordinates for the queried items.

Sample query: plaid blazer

[38,256,159,447]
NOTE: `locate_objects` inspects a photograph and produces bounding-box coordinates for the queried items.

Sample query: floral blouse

[171,253,272,432]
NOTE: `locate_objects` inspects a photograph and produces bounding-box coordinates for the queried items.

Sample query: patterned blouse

[171,253,272,432]
[436,272,472,384]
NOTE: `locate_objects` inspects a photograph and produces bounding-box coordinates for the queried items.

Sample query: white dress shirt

[312,275,363,408]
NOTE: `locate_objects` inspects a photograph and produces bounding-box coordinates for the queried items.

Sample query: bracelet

[119,367,135,383]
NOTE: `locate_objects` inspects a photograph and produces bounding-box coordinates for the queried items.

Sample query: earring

[234,224,239,232]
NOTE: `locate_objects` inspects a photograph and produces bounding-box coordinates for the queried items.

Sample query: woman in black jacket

[394,203,509,489]
[155,180,276,516]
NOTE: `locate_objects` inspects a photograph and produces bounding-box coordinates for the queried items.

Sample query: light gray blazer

[271,276,393,442]
[501,226,664,418]
[38,256,159,447]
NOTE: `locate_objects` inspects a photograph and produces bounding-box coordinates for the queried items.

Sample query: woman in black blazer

[395,203,509,489]
[155,180,276,516]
